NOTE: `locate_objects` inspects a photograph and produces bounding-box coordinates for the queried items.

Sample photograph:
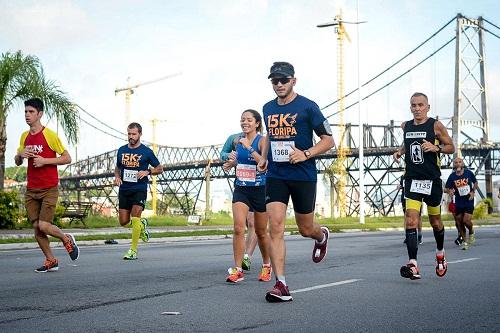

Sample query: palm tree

[0,51,79,190]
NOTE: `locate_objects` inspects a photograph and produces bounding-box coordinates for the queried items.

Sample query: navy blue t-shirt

[445,169,477,207]
[116,143,160,191]
[263,94,328,181]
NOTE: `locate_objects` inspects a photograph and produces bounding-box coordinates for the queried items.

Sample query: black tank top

[403,117,441,180]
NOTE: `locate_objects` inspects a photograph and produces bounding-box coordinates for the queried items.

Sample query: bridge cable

[78,117,126,141]
[326,36,456,118]
[484,18,500,31]
[478,24,500,40]
[321,16,456,114]
[76,105,126,137]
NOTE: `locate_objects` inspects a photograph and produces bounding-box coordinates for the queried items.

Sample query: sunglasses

[271,77,292,85]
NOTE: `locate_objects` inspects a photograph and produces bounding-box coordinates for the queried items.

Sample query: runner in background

[114,122,163,260]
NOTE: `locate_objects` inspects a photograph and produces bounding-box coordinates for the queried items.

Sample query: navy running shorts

[119,189,147,210]
[454,205,474,215]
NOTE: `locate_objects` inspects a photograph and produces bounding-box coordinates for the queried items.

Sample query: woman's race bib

[270,141,294,162]
[123,169,138,182]
[236,164,257,182]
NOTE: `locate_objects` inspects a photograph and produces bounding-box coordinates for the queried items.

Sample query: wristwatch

[147,169,152,175]
[436,145,442,153]
[304,150,311,159]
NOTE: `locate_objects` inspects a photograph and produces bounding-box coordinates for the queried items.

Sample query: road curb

[0,226,498,251]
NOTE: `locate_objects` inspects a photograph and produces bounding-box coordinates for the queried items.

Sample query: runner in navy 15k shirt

[114,122,163,260]
[259,61,334,303]
[445,157,477,250]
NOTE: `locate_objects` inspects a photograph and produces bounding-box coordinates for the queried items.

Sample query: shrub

[52,204,66,228]
[473,200,489,220]
[0,190,21,229]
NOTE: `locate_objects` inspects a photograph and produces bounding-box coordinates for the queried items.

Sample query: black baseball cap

[268,62,295,78]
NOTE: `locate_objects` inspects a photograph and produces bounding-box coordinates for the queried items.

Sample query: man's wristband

[247,147,255,154]
[147,169,152,175]
[436,145,442,153]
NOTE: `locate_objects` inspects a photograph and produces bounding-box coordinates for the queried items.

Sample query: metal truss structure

[58,15,499,217]
[59,123,500,217]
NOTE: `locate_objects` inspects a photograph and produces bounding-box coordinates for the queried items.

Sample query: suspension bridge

[57,14,500,217]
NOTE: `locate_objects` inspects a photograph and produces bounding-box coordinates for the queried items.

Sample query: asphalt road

[1,227,499,333]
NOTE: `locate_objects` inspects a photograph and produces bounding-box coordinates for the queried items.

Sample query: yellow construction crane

[114,72,181,124]
[318,11,364,217]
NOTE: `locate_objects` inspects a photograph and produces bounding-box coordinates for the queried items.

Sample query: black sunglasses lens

[271,78,291,85]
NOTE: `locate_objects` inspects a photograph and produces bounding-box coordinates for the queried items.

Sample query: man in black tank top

[393,92,455,280]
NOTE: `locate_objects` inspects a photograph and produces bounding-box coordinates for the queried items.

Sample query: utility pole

[150,119,166,216]
[204,160,212,224]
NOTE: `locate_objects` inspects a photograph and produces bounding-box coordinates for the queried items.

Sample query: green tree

[0,51,79,189]
[5,166,27,182]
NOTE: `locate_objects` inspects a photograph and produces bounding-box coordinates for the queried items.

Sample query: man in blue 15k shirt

[445,157,478,250]
[114,122,163,260]
[259,61,335,302]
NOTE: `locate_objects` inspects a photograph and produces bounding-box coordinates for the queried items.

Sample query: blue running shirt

[445,169,477,207]
[116,143,160,191]
[263,95,327,181]
[234,134,266,187]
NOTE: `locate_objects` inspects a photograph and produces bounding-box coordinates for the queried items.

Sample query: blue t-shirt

[234,134,266,187]
[116,143,160,191]
[263,94,327,181]
[445,169,477,207]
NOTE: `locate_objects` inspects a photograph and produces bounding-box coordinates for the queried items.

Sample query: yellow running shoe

[468,234,475,245]
[123,249,137,260]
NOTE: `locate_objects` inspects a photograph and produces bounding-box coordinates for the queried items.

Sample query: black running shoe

[400,262,421,280]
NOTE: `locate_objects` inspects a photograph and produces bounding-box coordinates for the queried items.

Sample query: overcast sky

[2,0,499,167]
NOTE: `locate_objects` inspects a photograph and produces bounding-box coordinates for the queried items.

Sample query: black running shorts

[232,185,266,213]
[454,205,474,215]
[118,189,147,210]
[265,178,316,214]
[404,178,443,207]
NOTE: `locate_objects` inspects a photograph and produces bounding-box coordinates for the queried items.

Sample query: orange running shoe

[226,267,244,283]
[35,258,59,273]
[64,233,79,261]
[258,264,272,282]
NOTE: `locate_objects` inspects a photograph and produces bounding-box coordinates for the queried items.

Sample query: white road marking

[161,311,181,315]
[291,279,363,294]
[448,257,480,264]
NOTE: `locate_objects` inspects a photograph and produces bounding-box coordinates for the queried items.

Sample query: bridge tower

[452,14,492,199]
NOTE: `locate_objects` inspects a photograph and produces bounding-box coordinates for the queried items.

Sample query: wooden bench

[60,201,93,226]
